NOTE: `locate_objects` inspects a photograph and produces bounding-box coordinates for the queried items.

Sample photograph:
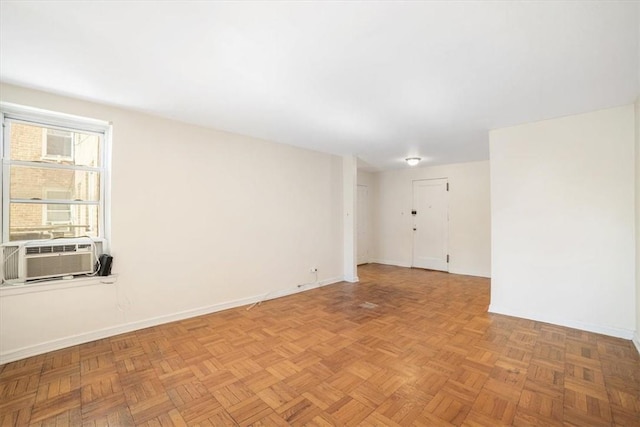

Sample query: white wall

[357,170,375,188]
[373,161,491,278]
[635,98,640,352]
[342,156,357,282]
[0,84,344,362]
[635,4,640,353]
[356,170,376,265]
[490,105,636,339]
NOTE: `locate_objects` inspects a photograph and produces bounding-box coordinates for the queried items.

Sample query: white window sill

[0,274,118,296]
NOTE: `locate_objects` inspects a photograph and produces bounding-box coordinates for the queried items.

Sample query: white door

[357,185,370,265]
[412,179,448,271]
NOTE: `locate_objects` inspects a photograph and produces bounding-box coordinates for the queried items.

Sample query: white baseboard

[0,276,343,365]
[371,259,491,278]
[633,333,640,355]
[370,259,412,268]
[488,304,635,340]
[448,268,491,279]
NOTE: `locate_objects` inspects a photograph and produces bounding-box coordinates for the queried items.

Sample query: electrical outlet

[310,267,318,273]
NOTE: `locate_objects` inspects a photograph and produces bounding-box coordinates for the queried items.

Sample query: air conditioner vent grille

[25,244,87,255]
[26,252,93,279]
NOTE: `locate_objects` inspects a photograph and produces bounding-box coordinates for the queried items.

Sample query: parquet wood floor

[1,264,639,426]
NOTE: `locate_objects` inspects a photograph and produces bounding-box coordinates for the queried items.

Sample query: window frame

[0,102,112,249]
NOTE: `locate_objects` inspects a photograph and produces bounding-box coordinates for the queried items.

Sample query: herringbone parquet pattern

[1,264,639,426]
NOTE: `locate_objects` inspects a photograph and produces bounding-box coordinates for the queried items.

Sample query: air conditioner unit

[1,240,100,284]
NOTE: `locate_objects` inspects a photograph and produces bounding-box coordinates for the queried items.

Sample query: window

[1,103,111,243]
[43,129,73,160]
[45,190,72,224]
[43,189,73,238]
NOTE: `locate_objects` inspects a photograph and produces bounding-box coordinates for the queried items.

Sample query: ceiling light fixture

[405,157,421,166]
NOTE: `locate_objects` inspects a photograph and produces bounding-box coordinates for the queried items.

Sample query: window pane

[9,122,101,167]
[46,190,72,201]
[48,204,71,211]
[45,194,72,223]
[9,203,99,241]
[10,166,100,202]
[47,210,71,222]
[46,129,73,158]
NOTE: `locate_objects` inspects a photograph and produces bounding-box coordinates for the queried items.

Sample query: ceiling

[1,1,638,171]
